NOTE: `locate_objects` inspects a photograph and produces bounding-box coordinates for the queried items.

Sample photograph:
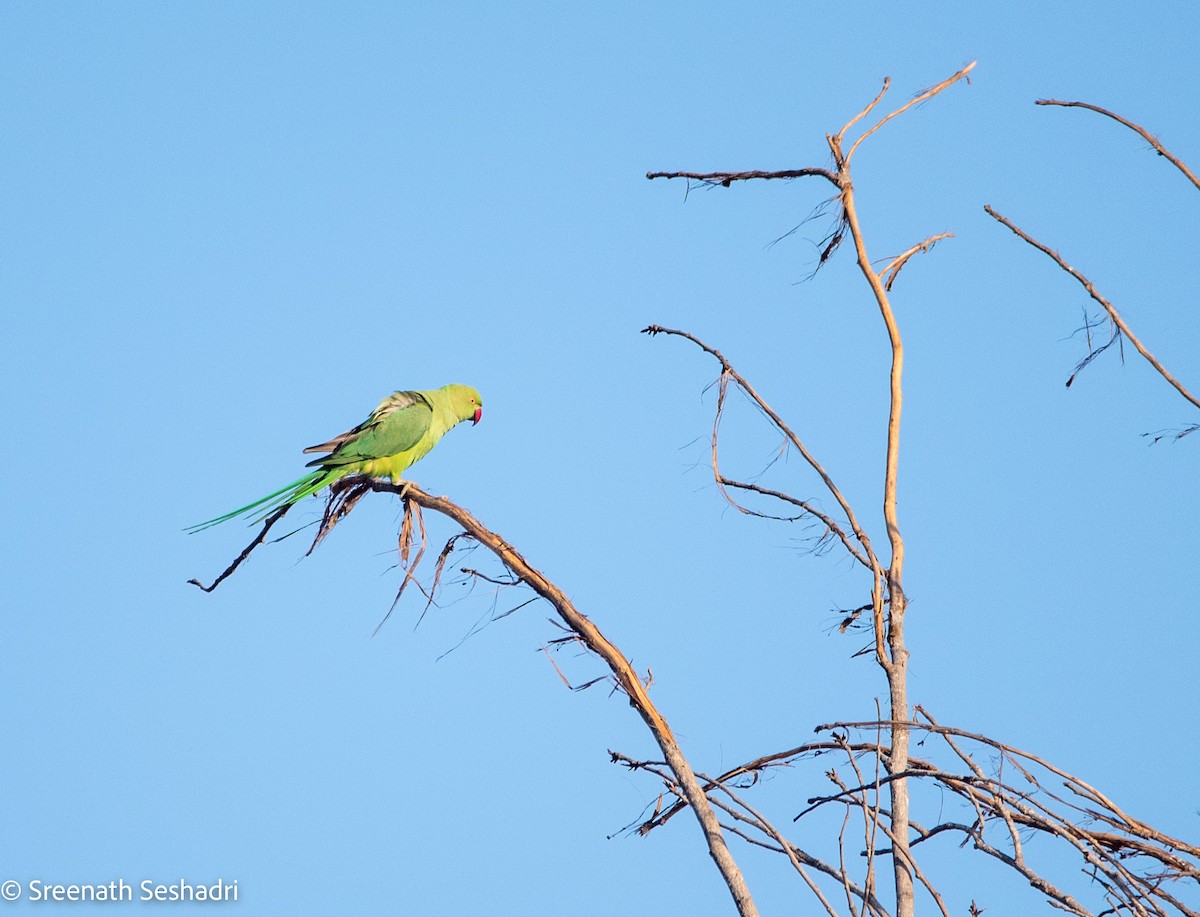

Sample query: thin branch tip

[986,205,1200,410]
[1034,97,1200,191]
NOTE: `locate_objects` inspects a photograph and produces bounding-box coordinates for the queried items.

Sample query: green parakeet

[188,384,482,532]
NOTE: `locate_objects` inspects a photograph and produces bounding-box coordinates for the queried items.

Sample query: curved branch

[705,369,872,566]
[1036,98,1200,191]
[880,232,955,292]
[721,477,872,567]
[374,480,761,917]
[642,324,882,577]
[834,77,892,146]
[708,785,846,917]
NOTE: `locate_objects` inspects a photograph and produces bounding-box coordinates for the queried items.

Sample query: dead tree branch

[367,479,762,917]
[645,167,839,187]
[985,204,1200,412]
[880,233,955,292]
[842,62,976,164]
[187,504,292,592]
[618,711,1198,916]
[642,325,880,576]
[610,749,892,917]
[1036,99,1200,191]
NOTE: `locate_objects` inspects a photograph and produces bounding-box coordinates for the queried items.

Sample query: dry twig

[985,205,1200,411]
[642,325,879,574]
[1036,99,1200,191]
[187,504,292,592]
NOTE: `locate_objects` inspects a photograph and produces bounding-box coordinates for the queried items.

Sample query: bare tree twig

[1036,99,1200,191]
[371,496,428,635]
[868,813,953,917]
[835,78,893,147]
[826,67,977,916]
[842,62,976,163]
[880,233,955,292]
[703,369,872,565]
[1143,423,1200,445]
[187,504,291,592]
[985,205,1200,411]
[830,717,1197,915]
[413,532,477,629]
[696,768,894,917]
[642,324,882,578]
[720,476,872,567]
[646,167,839,187]
[625,739,887,834]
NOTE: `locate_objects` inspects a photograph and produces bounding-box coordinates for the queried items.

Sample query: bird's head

[446,384,483,426]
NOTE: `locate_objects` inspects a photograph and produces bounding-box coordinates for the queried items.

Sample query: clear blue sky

[2,2,1197,914]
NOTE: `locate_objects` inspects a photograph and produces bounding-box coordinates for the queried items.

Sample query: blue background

[2,2,1197,913]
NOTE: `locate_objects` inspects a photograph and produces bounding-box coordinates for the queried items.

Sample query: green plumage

[187,384,482,533]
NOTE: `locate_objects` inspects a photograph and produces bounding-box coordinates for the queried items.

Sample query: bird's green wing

[305,390,434,468]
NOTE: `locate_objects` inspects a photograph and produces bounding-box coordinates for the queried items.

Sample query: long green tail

[186,468,340,533]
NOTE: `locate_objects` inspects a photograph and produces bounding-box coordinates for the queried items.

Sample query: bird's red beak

[472,407,482,425]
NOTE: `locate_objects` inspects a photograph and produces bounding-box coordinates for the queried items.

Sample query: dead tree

[635,67,1198,916]
[192,66,1198,916]
[645,63,978,917]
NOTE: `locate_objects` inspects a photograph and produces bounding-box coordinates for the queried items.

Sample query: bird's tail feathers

[185,469,331,533]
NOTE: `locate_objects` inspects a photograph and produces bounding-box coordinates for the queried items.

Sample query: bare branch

[414,532,477,628]
[626,739,887,835]
[311,476,373,552]
[708,782,845,917]
[704,783,893,917]
[644,67,987,917]
[192,475,762,915]
[642,324,883,577]
[721,477,872,567]
[372,479,762,917]
[1036,99,1200,191]
[821,716,1200,915]
[702,369,873,566]
[844,62,976,163]
[540,645,610,693]
[880,233,955,292]
[187,504,292,592]
[370,497,430,636]
[834,77,892,146]
[827,68,977,916]
[646,167,839,187]
[985,205,1200,412]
